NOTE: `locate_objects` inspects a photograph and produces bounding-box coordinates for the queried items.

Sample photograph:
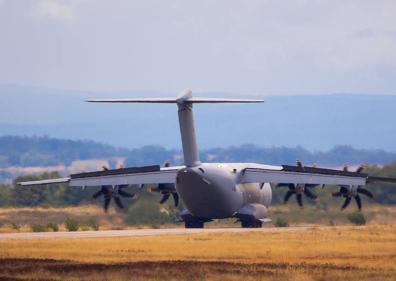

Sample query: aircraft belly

[176,168,243,219]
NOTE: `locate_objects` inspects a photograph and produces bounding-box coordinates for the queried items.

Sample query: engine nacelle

[236,182,272,208]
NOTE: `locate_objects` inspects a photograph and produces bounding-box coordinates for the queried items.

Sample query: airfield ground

[1,204,396,232]
[0,224,395,281]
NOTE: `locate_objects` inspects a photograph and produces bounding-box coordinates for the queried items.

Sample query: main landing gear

[240,220,263,228]
[184,221,205,228]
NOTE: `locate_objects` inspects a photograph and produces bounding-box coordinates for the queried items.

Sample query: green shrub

[65,217,79,231]
[46,222,59,232]
[31,224,47,232]
[274,217,289,227]
[85,218,99,231]
[347,212,366,225]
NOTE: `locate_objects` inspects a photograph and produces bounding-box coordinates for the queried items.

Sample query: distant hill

[0,135,128,167]
[1,135,396,172]
[1,84,396,151]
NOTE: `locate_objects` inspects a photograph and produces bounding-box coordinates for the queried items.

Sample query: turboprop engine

[332,165,375,210]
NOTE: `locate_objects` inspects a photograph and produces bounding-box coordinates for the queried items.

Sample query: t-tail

[87,89,264,167]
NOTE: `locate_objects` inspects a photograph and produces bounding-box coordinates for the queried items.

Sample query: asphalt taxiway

[0,226,313,240]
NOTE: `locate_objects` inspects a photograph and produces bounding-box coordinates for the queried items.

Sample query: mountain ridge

[1,84,396,151]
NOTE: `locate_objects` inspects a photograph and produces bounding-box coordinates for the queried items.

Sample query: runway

[0,226,314,240]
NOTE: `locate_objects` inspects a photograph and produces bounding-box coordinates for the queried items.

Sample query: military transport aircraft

[19,89,396,228]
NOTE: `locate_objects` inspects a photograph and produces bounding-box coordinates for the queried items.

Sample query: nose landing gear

[180,210,212,228]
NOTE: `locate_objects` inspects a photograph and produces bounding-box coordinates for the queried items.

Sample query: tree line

[1,161,396,207]
[1,136,396,169]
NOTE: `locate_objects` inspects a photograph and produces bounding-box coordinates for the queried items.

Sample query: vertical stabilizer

[177,89,201,167]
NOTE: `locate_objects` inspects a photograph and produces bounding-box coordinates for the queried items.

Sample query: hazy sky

[1,0,396,95]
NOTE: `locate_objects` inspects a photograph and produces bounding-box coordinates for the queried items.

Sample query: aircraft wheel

[241,220,262,228]
[185,221,204,228]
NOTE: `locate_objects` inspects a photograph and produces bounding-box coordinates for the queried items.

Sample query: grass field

[0,224,395,280]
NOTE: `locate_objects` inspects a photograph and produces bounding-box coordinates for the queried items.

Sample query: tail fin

[86,89,264,167]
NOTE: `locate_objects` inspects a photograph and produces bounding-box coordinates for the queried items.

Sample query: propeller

[161,189,179,207]
[150,183,179,207]
[150,160,179,207]
[281,160,319,207]
[92,185,137,212]
[332,165,374,211]
[283,183,318,207]
[92,165,137,212]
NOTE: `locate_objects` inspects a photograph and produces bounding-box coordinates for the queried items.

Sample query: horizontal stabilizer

[86,97,264,104]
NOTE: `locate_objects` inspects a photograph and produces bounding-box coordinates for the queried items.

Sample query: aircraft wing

[240,164,396,186]
[18,165,182,187]
[18,177,71,186]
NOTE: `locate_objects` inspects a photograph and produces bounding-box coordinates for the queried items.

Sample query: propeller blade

[340,186,349,195]
[332,191,343,197]
[304,187,317,200]
[284,190,295,203]
[103,197,111,212]
[354,195,362,210]
[159,193,170,204]
[92,190,103,199]
[114,196,124,209]
[296,160,303,168]
[118,189,135,198]
[341,197,352,210]
[357,187,374,199]
[296,193,303,207]
[172,192,179,207]
[356,165,364,173]
[101,186,112,195]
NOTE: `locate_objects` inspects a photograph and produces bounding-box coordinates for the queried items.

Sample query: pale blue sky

[1,0,396,95]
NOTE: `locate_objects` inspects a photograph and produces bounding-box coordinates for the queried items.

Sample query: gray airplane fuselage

[176,163,272,219]
[173,91,271,220]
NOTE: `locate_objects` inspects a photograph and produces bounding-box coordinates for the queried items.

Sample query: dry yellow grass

[0,205,129,232]
[0,224,395,280]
